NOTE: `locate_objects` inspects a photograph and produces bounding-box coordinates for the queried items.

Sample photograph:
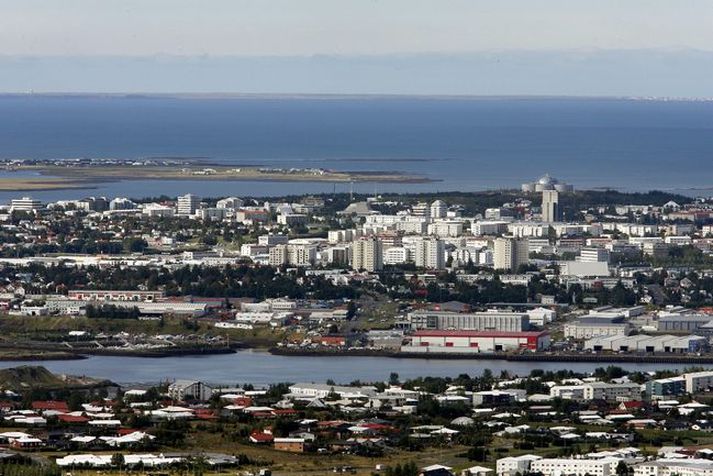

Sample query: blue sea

[0,95,711,202]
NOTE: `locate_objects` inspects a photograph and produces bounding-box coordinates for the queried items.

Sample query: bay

[0,350,708,386]
[0,95,711,201]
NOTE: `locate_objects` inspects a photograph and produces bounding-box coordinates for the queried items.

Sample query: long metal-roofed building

[584,334,708,354]
[404,330,550,353]
[563,315,631,339]
[408,310,530,332]
[657,313,713,332]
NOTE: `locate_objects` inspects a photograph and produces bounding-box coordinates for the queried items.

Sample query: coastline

[269,347,713,364]
[0,164,435,192]
[0,343,245,361]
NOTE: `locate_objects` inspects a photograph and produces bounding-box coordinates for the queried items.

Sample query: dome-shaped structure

[450,416,475,427]
[538,174,558,186]
[523,174,573,193]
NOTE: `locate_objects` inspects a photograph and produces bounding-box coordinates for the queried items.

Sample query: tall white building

[414,237,446,270]
[430,200,448,219]
[268,244,316,267]
[109,197,136,210]
[411,202,430,219]
[384,246,409,265]
[579,247,610,263]
[10,197,42,212]
[177,194,200,216]
[493,236,529,271]
[268,245,289,266]
[351,237,383,272]
[541,189,559,223]
[216,197,244,209]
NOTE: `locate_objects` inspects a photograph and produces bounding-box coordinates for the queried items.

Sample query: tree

[616,460,630,476]
[346,300,357,319]
[111,453,125,468]
[123,237,148,253]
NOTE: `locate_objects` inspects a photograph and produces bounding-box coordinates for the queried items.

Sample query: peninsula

[0,158,434,191]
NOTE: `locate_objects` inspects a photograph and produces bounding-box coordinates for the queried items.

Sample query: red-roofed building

[57,414,90,424]
[619,401,645,411]
[407,330,550,352]
[252,411,276,419]
[195,409,219,420]
[228,396,253,407]
[31,401,69,412]
[315,335,347,347]
[249,429,274,444]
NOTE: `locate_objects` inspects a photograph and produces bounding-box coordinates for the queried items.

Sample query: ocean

[0,95,711,201]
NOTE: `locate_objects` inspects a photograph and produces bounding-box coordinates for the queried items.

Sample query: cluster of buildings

[4,360,713,475]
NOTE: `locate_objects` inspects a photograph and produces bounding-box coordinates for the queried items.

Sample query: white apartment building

[414,237,446,270]
[328,229,356,244]
[395,221,428,234]
[508,222,549,238]
[579,247,610,263]
[196,207,226,221]
[383,246,409,265]
[109,197,136,210]
[268,245,289,266]
[216,197,244,209]
[529,458,618,476]
[167,380,213,401]
[268,244,316,267]
[583,382,642,402]
[277,213,307,226]
[451,246,481,267]
[351,237,383,272]
[321,246,349,266]
[541,189,559,223]
[10,197,43,211]
[241,244,269,257]
[428,221,464,238]
[549,382,640,402]
[493,236,529,271]
[430,200,448,219]
[684,371,713,394]
[288,383,376,399]
[497,455,543,476]
[633,459,713,476]
[665,235,692,245]
[411,202,430,218]
[287,245,316,266]
[550,385,586,400]
[472,221,509,236]
[176,194,200,216]
[142,203,175,218]
[603,223,659,237]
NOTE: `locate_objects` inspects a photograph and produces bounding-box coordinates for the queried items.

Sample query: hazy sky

[2,0,713,56]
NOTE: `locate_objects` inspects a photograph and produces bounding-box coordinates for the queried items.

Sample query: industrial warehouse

[402,330,551,353]
[585,334,708,354]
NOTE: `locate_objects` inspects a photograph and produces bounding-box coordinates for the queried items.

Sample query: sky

[1,0,712,95]
[2,0,713,55]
